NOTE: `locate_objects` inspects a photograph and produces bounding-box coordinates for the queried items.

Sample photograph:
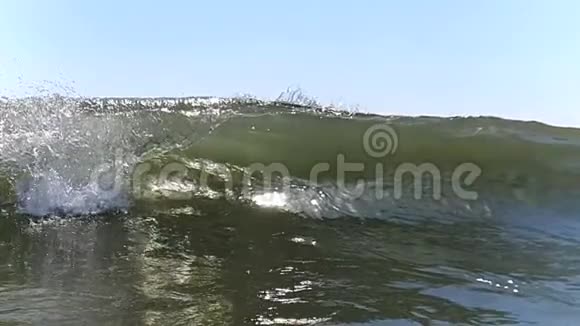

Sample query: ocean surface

[2,95,580,325]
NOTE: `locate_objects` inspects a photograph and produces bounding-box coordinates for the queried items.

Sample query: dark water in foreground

[3,96,580,324]
[2,203,580,325]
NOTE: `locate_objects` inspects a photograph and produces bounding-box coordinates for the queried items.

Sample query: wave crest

[2,95,580,219]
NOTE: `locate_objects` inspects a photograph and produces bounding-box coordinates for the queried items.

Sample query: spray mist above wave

[0,95,141,215]
[0,94,235,216]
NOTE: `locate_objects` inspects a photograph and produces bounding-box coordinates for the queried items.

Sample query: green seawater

[2,96,580,325]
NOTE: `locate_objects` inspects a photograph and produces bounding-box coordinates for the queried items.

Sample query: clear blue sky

[1,0,579,126]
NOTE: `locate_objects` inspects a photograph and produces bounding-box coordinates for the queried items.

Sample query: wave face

[2,95,580,220]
